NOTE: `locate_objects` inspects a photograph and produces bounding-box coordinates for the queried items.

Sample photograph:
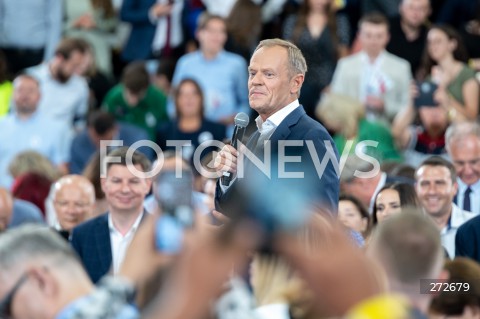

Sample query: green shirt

[447,64,476,105]
[102,84,168,140]
[333,119,402,163]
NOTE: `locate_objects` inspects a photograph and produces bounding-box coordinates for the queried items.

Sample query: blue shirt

[171,50,249,122]
[27,63,89,129]
[0,0,62,60]
[0,112,72,188]
[9,199,45,228]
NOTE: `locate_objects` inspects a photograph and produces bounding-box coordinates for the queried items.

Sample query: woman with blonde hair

[316,93,401,163]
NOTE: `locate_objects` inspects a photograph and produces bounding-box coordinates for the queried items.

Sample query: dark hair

[372,183,421,224]
[430,258,480,316]
[416,155,457,183]
[91,0,116,19]
[0,50,8,83]
[122,61,150,94]
[156,58,177,83]
[87,110,116,135]
[174,78,204,118]
[105,147,152,173]
[11,172,52,216]
[417,24,470,80]
[358,12,390,29]
[55,37,90,60]
[292,0,339,58]
[339,193,372,238]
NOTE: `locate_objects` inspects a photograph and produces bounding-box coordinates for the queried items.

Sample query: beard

[56,68,71,84]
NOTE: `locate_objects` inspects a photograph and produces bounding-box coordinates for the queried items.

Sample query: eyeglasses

[0,274,28,319]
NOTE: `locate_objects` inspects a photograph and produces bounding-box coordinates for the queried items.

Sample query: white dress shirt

[108,211,144,274]
[440,204,476,258]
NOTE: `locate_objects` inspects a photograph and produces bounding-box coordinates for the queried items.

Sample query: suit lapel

[269,106,306,142]
[95,214,112,273]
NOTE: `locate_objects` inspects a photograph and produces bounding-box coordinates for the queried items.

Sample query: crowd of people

[2,0,480,318]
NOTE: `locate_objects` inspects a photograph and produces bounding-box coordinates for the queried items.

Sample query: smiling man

[214,38,339,217]
[71,147,152,283]
[414,156,475,258]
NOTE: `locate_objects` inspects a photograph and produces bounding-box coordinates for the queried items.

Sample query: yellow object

[0,81,13,117]
[347,294,410,319]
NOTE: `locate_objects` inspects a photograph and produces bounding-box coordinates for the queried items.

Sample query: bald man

[50,175,95,238]
[0,188,44,232]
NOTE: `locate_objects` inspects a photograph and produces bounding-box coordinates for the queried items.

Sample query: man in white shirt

[414,156,475,258]
[446,122,480,216]
[71,147,152,283]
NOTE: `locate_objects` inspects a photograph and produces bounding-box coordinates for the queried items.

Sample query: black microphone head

[234,112,250,128]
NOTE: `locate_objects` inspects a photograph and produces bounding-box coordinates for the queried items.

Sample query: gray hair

[0,225,80,271]
[253,38,307,77]
[445,121,480,152]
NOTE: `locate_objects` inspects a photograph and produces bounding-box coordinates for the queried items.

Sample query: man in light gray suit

[330,12,411,122]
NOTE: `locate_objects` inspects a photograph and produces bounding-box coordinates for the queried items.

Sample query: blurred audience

[372,182,420,225]
[0,188,44,232]
[82,151,109,217]
[70,110,152,174]
[446,122,480,216]
[8,151,61,184]
[331,12,411,123]
[386,0,431,75]
[429,258,480,318]
[317,93,401,163]
[414,156,475,258]
[368,210,445,316]
[120,0,185,63]
[417,25,479,122]
[392,83,450,168]
[171,13,249,128]
[26,37,90,129]
[156,78,226,163]
[11,172,53,217]
[0,50,12,117]
[0,75,71,188]
[63,0,118,76]
[48,175,95,240]
[283,0,350,117]
[102,61,168,140]
[0,0,62,76]
[338,194,372,241]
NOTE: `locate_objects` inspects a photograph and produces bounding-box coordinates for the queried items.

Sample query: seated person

[392,82,449,168]
[70,110,153,174]
[156,78,226,162]
[316,93,402,163]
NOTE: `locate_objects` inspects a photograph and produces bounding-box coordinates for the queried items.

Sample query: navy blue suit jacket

[71,213,112,283]
[70,123,153,174]
[456,214,480,261]
[120,0,157,62]
[215,105,340,217]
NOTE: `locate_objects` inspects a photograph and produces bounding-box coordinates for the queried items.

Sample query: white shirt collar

[359,51,386,67]
[108,210,144,236]
[254,100,300,132]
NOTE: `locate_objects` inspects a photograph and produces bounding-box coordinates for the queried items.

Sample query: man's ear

[290,74,305,96]
[29,267,59,297]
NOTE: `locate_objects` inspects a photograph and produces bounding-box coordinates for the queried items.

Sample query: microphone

[221,112,250,186]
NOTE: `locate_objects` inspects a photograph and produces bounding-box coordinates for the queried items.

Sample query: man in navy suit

[69,110,154,174]
[214,39,340,219]
[71,147,152,283]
